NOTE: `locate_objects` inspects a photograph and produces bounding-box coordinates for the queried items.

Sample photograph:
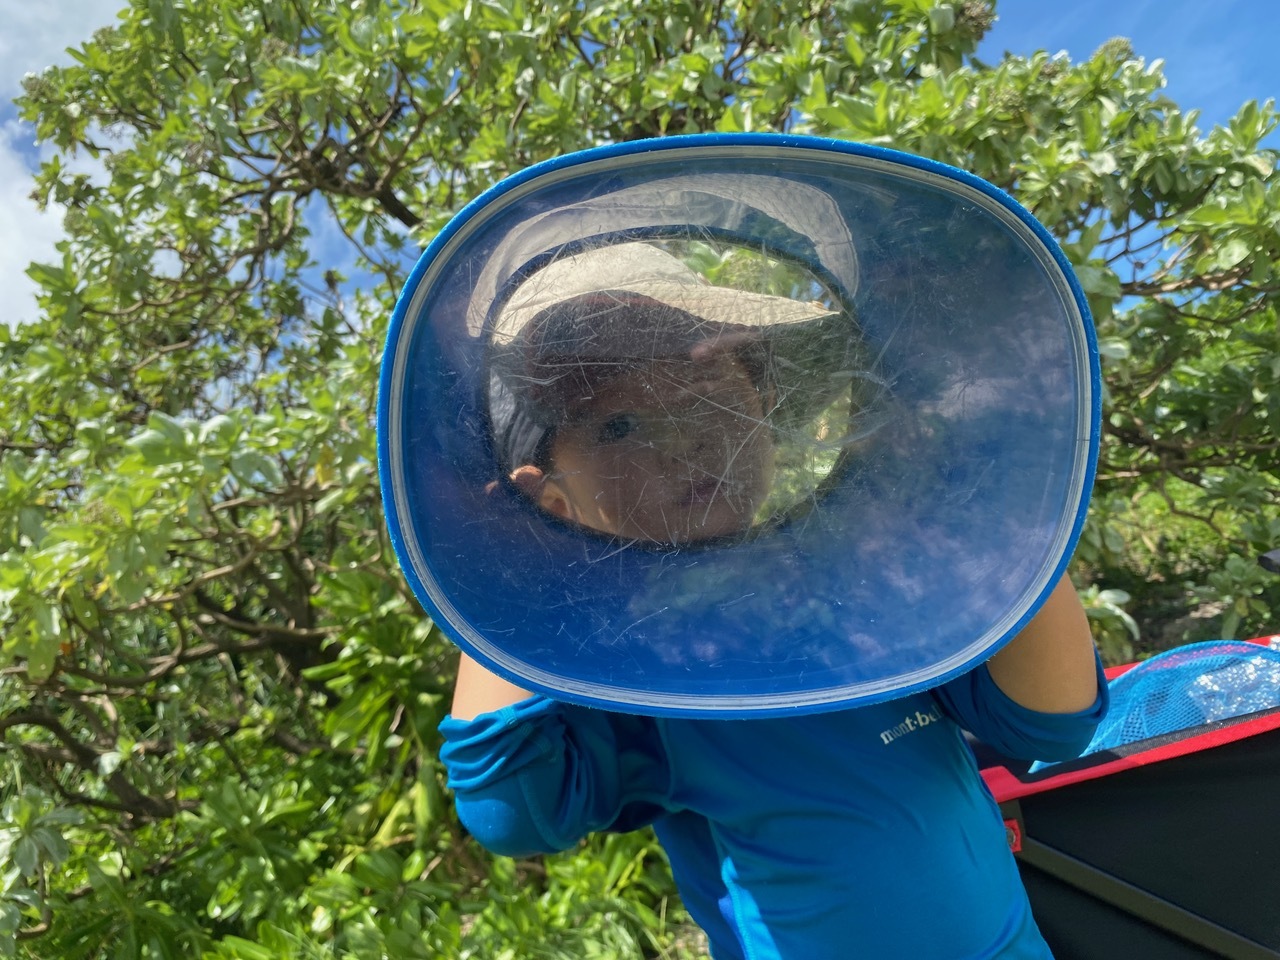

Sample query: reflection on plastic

[488,241,877,546]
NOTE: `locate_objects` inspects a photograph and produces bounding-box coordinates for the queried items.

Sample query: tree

[2,0,1276,955]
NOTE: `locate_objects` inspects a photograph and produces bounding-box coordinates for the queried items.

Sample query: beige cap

[491,243,836,348]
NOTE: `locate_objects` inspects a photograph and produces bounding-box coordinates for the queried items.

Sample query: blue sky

[1,0,1276,326]
[981,0,1278,135]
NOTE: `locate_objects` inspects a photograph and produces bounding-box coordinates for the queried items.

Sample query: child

[440,242,1107,959]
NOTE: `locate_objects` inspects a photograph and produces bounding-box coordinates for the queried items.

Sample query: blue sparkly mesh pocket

[1032,639,1280,772]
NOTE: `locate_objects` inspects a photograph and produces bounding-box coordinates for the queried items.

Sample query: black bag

[977,635,1280,960]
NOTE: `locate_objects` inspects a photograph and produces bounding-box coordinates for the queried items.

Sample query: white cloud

[0,120,66,326]
[0,1,125,98]
[0,0,125,326]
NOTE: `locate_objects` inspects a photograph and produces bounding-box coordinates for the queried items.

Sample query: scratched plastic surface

[378,136,1099,717]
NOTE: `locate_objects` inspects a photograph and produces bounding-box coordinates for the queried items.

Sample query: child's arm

[440,662,671,858]
[934,574,1106,762]
[984,574,1100,713]
[451,652,533,721]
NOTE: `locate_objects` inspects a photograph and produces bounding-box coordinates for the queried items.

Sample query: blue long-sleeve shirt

[440,659,1108,959]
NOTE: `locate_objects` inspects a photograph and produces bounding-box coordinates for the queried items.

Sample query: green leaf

[25,641,57,683]
[127,428,180,464]
[1214,236,1252,270]
[11,836,38,877]
[1073,263,1123,300]
[928,4,956,34]
[1097,338,1131,360]
[31,826,69,865]
[199,414,238,447]
[231,451,284,488]
[843,33,865,68]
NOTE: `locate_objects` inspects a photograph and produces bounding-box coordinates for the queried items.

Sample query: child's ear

[509,465,546,500]
[509,465,571,520]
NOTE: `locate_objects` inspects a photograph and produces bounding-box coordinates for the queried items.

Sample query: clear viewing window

[487,235,887,547]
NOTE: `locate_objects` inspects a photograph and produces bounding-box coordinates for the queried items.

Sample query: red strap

[982,709,1280,801]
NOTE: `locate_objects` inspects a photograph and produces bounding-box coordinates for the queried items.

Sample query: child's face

[531,350,776,545]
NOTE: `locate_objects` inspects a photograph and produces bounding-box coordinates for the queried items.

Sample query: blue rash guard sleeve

[934,653,1110,762]
[439,697,671,858]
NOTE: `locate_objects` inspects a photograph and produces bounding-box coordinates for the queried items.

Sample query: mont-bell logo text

[879,704,943,745]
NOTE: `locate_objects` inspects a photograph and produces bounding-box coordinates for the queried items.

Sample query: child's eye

[597,413,641,443]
